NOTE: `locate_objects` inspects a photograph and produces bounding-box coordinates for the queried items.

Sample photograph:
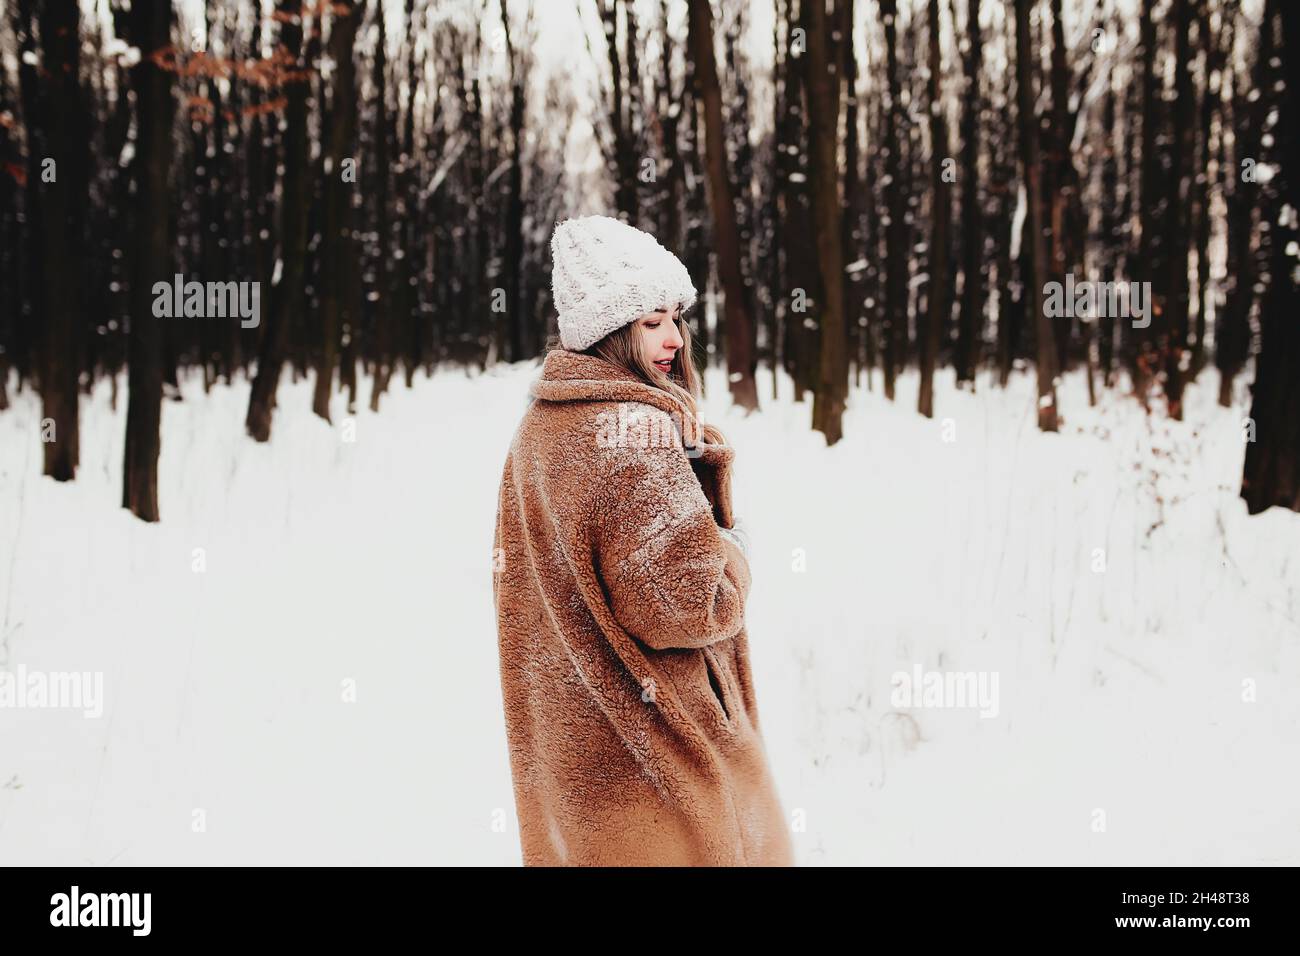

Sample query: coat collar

[528,348,738,527]
[531,349,694,425]
[530,349,729,450]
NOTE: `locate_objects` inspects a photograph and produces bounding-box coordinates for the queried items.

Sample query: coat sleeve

[592,428,752,652]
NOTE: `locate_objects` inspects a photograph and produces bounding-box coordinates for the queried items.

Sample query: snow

[0,360,1297,865]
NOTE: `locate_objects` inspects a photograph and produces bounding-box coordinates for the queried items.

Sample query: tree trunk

[1218,0,1262,407]
[502,1,527,363]
[122,0,175,521]
[20,0,86,480]
[1191,0,1220,378]
[801,0,848,441]
[599,0,638,223]
[1099,59,1119,388]
[955,0,983,386]
[839,0,864,384]
[776,0,818,402]
[1046,0,1073,375]
[1241,0,1300,513]
[686,0,759,411]
[679,53,711,366]
[880,0,907,402]
[1164,0,1194,419]
[1014,0,1058,431]
[314,1,361,421]
[370,4,394,410]
[919,0,950,419]
[1135,0,1162,401]
[246,0,311,441]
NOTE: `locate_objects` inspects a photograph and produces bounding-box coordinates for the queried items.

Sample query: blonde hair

[545,308,727,448]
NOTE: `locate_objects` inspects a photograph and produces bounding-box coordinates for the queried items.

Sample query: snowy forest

[0,0,1298,866]
[0,0,1296,519]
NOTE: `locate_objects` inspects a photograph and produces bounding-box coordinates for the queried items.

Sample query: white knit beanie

[550,215,698,352]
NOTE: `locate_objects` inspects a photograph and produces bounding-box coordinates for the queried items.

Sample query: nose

[666,316,684,350]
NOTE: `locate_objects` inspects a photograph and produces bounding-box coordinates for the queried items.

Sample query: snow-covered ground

[1,359,1297,865]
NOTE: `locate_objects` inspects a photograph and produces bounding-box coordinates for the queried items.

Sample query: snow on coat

[492,348,796,866]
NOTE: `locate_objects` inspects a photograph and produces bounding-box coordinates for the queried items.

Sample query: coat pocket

[701,646,733,724]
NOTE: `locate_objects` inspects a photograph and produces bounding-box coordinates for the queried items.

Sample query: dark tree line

[2,0,556,520]
[0,0,1297,518]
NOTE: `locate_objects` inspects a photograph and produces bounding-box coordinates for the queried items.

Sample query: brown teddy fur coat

[492,348,795,866]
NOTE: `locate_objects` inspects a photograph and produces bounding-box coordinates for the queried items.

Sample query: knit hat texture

[550,215,697,351]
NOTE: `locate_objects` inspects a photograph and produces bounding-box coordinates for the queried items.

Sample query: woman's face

[636,305,685,377]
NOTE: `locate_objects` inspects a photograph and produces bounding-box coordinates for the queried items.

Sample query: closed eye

[644,307,681,330]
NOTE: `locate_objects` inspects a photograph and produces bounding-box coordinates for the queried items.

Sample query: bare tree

[954,0,984,386]
[18,0,87,480]
[919,0,951,418]
[1164,0,1195,418]
[802,0,849,441]
[121,0,175,520]
[500,0,532,362]
[1241,0,1300,513]
[247,0,313,441]
[880,0,908,402]
[1014,0,1059,431]
[314,0,362,422]
[687,0,759,411]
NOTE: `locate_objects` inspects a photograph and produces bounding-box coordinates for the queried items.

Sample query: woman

[491,214,795,866]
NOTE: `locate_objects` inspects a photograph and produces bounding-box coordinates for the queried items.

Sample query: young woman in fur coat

[492,215,795,867]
